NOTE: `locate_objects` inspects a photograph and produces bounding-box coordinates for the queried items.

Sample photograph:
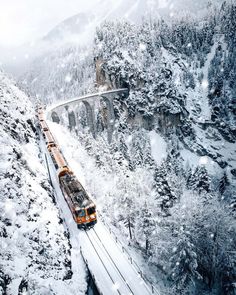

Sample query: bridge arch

[51,111,60,124]
[65,102,96,138]
[48,89,129,142]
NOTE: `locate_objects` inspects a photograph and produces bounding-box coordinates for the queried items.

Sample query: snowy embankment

[0,72,86,295]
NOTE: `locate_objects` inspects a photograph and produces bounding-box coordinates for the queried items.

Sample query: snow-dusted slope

[0,71,86,294]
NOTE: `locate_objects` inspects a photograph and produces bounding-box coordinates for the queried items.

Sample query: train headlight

[86,216,89,220]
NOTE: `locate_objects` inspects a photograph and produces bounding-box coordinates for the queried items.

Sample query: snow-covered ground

[196,38,222,121]
[149,131,167,166]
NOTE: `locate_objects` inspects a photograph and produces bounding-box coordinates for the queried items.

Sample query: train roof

[61,174,93,208]
[50,147,67,168]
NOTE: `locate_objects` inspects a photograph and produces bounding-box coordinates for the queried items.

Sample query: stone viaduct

[47,89,129,143]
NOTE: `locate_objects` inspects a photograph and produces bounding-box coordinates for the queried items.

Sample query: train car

[59,172,97,228]
[38,113,44,122]
[50,146,68,170]
[49,148,97,228]
[37,106,43,113]
[44,130,57,151]
[37,109,57,151]
[37,107,97,229]
[37,106,43,116]
[40,120,49,131]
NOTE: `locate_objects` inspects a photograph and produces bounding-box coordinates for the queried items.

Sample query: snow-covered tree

[153,163,176,215]
[153,191,236,294]
[187,165,211,193]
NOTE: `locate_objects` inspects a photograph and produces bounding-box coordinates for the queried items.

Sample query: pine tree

[118,134,130,164]
[219,171,229,195]
[170,233,201,290]
[130,136,143,168]
[135,202,156,255]
[153,163,176,215]
[187,165,210,193]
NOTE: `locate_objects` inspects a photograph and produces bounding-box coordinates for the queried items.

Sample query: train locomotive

[37,107,97,228]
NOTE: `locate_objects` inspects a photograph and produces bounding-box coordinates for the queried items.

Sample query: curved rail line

[47,88,129,112]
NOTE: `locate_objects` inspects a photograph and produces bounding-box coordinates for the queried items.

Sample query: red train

[37,107,97,228]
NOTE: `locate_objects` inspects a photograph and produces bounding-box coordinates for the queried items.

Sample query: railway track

[85,227,135,295]
[80,223,156,295]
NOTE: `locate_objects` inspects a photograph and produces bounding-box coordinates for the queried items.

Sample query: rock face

[0,72,81,295]
[95,57,111,90]
[93,4,236,171]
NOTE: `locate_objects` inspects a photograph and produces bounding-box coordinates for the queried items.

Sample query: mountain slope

[0,71,86,294]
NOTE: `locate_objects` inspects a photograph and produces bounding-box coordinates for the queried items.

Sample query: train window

[76,209,85,217]
[87,206,96,215]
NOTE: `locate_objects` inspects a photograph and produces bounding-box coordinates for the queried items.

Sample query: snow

[65,74,72,83]
[139,43,147,51]
[80,223,157,295]
[201,79,209,89]
[3,3,235,294]
[149,130,167,165]
[199,156,208,165]
[180,145,222,177]
[194,124,236,171]
[194,37,224,121]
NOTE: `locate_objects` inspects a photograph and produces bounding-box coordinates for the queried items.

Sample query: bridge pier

[100,95,115,143]
[82,100,96,139]
[68,110,76,131]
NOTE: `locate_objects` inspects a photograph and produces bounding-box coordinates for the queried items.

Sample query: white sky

[0,0,93,47]
[0,0,218,49]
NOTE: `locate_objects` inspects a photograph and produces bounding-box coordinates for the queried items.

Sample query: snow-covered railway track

[80,228,134,295]
[80,222,156,295]
[85,228,134,295]
[89,228,135,294]
[84,230,124,295]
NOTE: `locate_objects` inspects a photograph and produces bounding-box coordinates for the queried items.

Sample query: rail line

[88,228,135,295]
[43,136,133,295]
[84,230,122,295]
[47,88,129,112]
